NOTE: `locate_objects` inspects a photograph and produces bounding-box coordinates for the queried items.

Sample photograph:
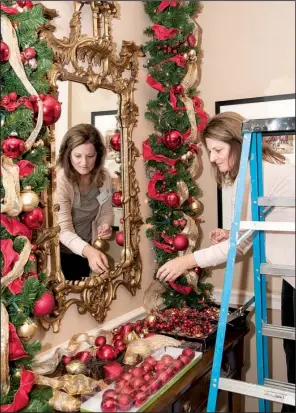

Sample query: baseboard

[213,288,281,310]
[38,289,280,360]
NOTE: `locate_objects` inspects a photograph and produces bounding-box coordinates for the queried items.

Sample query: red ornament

[112,191,122,207]
[61,355,72,365]
[174,84,184,94]
[2,137,25,158]
[21,207,44,229]
[17,1,34,9]
[173,234,189,251]
[117,394,133,412]
[165,191,180,208]
[194,266,204,276]
[23,47,36,60]
[34,94,61,126]
[182,347,195,360]
[0,42,10,62]
[33,291,55,317]
[187,34,196,47]
[110,133,121,151]
[96,344,117,361]
[163,130,184,150]
[103,361,124,381]
[8,92,18,101]
[103,390,118,401]
[75,351,92,364]
[115,231,124,246]
[95,335,107,347]
[101,398,118,413]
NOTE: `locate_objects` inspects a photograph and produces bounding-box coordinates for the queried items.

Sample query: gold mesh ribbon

[1,303,10,396]
[188,152,201,180]
[178,214,199,292]
[35,374,103,395]
[1,155,22,217]
[143,280,167,314]
[177,181,189,206]
[1,15,43,151]
[124,334,180,365]
[1,237,31,290]
[180,62,198,143]
[33,332,97,375]
[49,390,81,412]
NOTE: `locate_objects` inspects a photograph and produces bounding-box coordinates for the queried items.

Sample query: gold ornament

[20,186,39,212]
[183,53,189,61]
[12,368,22,378]
[146,314,156,323]
[93,237,107,251]
[188,49,197,58]
[65,360,86,375]
[17,319,37,342]
[124,331,139,344]
[181,153,188,162]
[189,198,202,215]
[115,155,121,164]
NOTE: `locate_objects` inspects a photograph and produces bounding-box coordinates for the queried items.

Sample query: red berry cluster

[138,306,220,339]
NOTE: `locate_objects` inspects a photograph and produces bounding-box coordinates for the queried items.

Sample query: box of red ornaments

[80,346,202,412]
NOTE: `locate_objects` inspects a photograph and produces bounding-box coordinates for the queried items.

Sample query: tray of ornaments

[142,303,250,350]
[80,346,202,412]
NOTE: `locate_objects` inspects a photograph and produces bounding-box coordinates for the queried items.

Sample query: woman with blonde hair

[57,123,114,280]
[156,112,295,411]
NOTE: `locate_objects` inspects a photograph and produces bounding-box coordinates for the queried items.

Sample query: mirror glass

[55,81,123,279]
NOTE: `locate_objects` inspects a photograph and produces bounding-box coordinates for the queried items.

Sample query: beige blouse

[57,167,114,257]
[194,161,295,288]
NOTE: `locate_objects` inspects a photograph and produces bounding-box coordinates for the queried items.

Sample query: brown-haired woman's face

[70,142,97,175]
[206,138,233,173]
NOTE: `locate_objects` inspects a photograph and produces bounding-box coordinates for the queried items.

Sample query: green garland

[142,1,214,308]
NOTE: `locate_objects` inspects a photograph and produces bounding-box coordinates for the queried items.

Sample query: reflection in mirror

[55,85,123,280]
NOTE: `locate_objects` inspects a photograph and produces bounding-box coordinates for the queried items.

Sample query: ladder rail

[207,132,253,412]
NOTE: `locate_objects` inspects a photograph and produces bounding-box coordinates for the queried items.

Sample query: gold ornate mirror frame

[38,1,143,332]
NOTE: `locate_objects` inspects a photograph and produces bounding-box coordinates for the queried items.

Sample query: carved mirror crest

[37,1,143,332]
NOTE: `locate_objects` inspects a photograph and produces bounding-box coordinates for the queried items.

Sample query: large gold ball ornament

[17,319,37,341]
[189,198,202,215]
[188,49,197,58]
[146,314,156,323]
[20,186,39,212]
[93,237,107,251]
[65,360,86,375]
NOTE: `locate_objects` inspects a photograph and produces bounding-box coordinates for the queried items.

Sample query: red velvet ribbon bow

[1,239,19,276]
[8,323,29,361]
[0,214,32,239]
[154,235,175,253]
[143,139,177,166]
[0,366,34,413]
[146,74,165,92]
[152,24,180,40]
[169,87,186,111]
[157,1,178,13]
[147,172,167,201]
[169,281,193,295]
[17,160,36,177]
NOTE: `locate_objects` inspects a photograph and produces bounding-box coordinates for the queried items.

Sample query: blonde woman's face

[70,142,97,175]
[206,138,232,173]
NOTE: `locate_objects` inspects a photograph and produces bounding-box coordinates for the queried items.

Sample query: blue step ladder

[207,117,296,412]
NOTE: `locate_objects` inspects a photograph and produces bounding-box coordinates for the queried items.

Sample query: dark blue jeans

[281,280,295,412]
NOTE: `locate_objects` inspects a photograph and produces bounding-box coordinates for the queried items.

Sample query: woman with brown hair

[156,112,295,411]
[57,123,114,280]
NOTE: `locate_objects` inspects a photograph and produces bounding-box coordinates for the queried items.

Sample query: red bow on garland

[0,366,34,413]
[143,140,177,166]
[169,281,193,295]
[0,214,32,239]
[157,1,178,13]
[152,24,179,40]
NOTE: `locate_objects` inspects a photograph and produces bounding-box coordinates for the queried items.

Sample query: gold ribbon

[177,181,189,206]
[33,330,112,375]
[180,61,198,143]
[1,155,22,217]
[188,152,201,180]
[49,390,81,412]
[35,374,103,395]
[178,214,199,292]
[1,237,31,290]
[0,304,10,396]
[1,15,43,151]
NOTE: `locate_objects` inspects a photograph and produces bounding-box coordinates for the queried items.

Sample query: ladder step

[260,264,295,277]
[258,197,295,207]
[262,323,295,340]
[218,377,295,406]
[240,221,295,232]
[264,378,296,393]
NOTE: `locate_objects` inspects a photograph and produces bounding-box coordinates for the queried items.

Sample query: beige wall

[37,3,294,411]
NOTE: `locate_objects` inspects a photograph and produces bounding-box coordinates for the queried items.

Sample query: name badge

[96,189,111,205]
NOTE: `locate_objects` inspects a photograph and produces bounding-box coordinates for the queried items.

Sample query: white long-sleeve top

[194,161,295,288]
